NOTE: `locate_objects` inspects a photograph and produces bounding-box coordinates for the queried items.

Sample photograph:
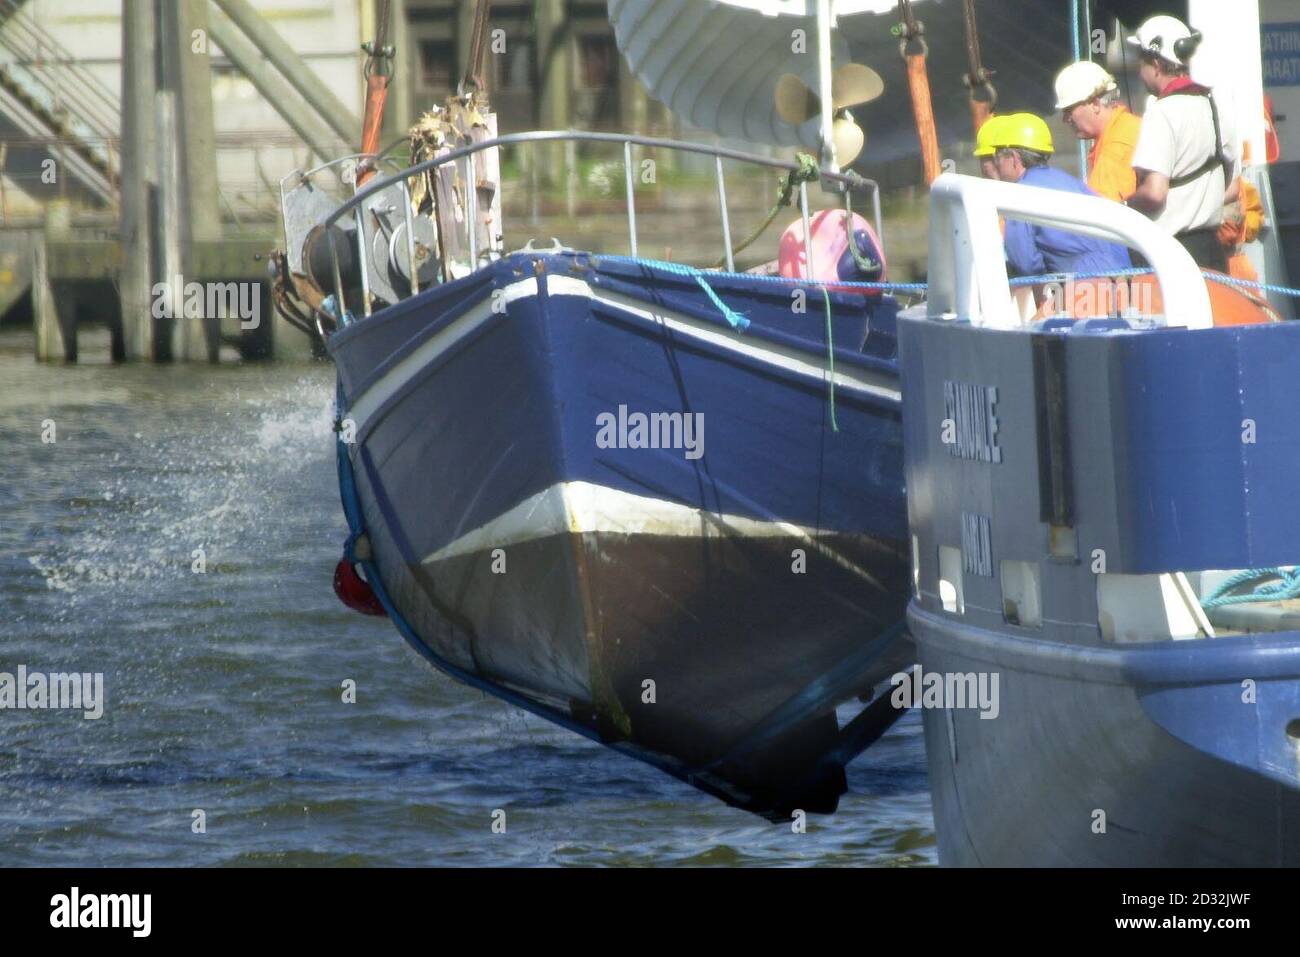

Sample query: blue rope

[595,254,929,295]
[1009,267,1154,287]
[1202,568,1300,609]
[1009,268,1300,301]
[615,257,751,330]
[321,294,356,326]
[1202,271,1300,300]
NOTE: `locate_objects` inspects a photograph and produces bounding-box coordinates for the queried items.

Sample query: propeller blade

[833,116,865,166]
[831,63,884,110]
[775,72,819,126]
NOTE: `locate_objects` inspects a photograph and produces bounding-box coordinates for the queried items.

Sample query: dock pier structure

[6,0,362,363]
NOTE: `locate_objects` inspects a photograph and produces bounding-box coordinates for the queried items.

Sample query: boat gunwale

[908,602,1300,686]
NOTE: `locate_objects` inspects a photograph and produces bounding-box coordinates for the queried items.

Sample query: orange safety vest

[1087,105,1142,203]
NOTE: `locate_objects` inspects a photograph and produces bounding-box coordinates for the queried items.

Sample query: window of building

[419,38,456,92]
[578,33,616,90]
[492,39,533,91]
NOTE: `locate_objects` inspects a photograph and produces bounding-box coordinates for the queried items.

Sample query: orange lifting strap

[961,0,996,139]
[897,1,941,185]
[358,0,394,186]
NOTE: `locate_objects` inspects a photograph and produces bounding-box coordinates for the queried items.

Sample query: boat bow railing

[283,129,883,326]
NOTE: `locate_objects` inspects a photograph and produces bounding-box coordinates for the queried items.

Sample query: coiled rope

[1201,568,1300,609]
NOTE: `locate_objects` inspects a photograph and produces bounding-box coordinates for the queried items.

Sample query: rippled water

[0,329,934,866]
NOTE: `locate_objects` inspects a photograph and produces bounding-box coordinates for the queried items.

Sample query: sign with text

[1263,22,1300,87]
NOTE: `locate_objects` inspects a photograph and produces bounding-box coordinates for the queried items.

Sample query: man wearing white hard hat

[1125,14,1237,271]
[1054,61,1141,203]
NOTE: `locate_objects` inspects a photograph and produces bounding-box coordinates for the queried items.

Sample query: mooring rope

[634,258,751,330]
[1201,568,1300,609]
[707,152,821,271]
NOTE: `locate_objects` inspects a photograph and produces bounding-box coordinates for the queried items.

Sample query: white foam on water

[22,373,338,600]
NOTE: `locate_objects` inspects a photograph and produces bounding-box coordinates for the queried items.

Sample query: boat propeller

[774,63,883,166]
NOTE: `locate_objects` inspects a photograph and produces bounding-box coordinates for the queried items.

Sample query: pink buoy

[778,209,887,294]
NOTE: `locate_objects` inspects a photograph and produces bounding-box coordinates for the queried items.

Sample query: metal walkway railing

[0,0,121,200]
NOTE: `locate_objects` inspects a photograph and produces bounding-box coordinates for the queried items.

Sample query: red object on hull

[333,559,387,616]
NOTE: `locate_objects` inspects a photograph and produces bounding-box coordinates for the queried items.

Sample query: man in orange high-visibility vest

[1054,61,1142,203]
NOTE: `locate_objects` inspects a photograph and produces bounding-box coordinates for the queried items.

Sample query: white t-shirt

[1131,91,1237,235]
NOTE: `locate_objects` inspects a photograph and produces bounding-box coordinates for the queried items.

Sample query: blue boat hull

[912,604,1300,866]
[330,251,913,814]
[897,296,1300,865]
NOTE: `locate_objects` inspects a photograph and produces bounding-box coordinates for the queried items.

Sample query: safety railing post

[624,140,638,257]
[871,183,884,249]
[328,228,346,329]
[402,179,420,297]
[799,180,816,281]
[465,156,478,269]
[350,171,372,318]
[715,155,734,273]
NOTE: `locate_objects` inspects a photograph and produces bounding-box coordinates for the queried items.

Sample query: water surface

[0,329,934,866]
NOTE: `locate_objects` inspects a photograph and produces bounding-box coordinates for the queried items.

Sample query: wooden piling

[119,0,156,361]
[32,236,67,362]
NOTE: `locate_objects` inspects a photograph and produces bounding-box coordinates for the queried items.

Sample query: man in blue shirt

[993,113,1132,276]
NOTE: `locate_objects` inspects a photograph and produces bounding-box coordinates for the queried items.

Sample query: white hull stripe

[421,480,889,591]
[547,274,902,404]
[345,272,901,433]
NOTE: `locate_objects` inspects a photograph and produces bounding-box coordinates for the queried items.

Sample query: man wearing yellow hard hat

[992,113,1132,276]
[973,114,1010,180]
[1054,61,1142,203]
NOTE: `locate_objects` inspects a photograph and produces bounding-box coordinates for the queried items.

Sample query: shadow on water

[0,330,934,866]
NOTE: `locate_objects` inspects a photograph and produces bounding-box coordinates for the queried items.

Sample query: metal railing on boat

[283,129,883,326]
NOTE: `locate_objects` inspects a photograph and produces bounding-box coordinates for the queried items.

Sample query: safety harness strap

[1163,87,1232,189]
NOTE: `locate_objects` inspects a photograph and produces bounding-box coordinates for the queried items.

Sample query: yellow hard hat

[973,115,1009,158]
[996,113,1055,156]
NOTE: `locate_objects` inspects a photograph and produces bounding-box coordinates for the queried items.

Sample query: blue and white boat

[263,0,949,817]
[276,126,916,816]
[900,171,1300,865]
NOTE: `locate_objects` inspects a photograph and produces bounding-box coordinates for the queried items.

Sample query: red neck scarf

[1159,76,1211,98]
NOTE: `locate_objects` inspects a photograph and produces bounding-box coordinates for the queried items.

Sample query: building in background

[0,0,670,227]
[406,0,652,134]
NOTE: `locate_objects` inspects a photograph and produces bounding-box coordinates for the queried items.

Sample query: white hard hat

[1054,61,1118,111]
[1126,14,1201,66]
